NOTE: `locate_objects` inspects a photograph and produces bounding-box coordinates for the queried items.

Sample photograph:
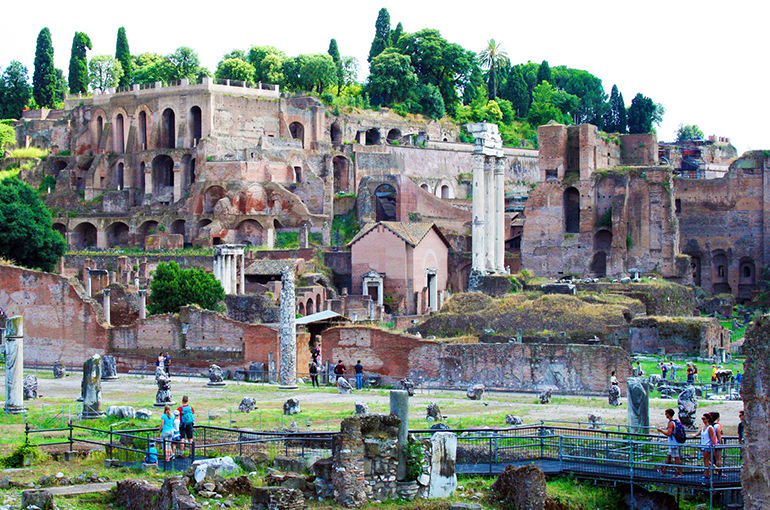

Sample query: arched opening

[73,222,97,249]
[739,257,757,303]
[53,223,67,240]
[331,122,342,146]
[298,302,305,316]
[161,108,176,149]
[690,256,702,287]
[204,186,226,214]
[234,220,264,246]
[138,110,148,150]
[196,219,212,238]
[289,122,304,148]
[115,114,125,153]
[590,251,607,277]
[116,162,124,190]
[151,155,175,200]
[307,298,315,315]
[440,184,451,199]
[96,116,103,147]
[365,128,380,145]
[190,159,196,184]
[712,251,731,294]
[106,222,129,247]
[181,154,193,191]
[420,183,430,192]
[51,160,67,179]
[238,192,248,215]
[564,187,580,234]
[190,106,202,146]
[333,156,349,193]
[594,230,612,250]
[316,293,323,312]
[294,166,302,183]
[374,183,397,222]
[386,128,402,144]
[138,221,159,245]
[171,219,186,236]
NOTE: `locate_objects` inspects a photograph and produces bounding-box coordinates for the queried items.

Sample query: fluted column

[484,157,494,270]
[495,157,506,273]
[471,154,486,271]
[138,289,147,320]
[103,288,111,325]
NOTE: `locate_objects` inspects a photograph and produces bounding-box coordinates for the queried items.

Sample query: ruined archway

[51,160,67,181]
[190,106,202,146]
[307,298,315,315]
[712,250,731,294]
[366,128,381,145]
[53,223,67,242]
[96,116,103,147]
[420,183,430,192]
[564,187,580,234]
[151,155,174,198]
[106,222,129,247]
[138,110,148,150]
[386,128,402,144]
[171,219,186,237]
[138,220,159,245]
[161,108,176,149]
[440,184,452,199]
[234,220,264,246]
[72,222,97,249]
[298,302,305,316]
[114,114,125,153]
[289,122,304,148]
[116,162,124,190]
[333,156,350,193]
[204,186,226,214]
[590,251,607,277]
[594,230,612,250]
[374,183,397,222]
[331,122,342,146]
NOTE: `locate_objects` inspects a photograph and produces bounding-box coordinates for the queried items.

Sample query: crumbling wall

[629,316,729,356]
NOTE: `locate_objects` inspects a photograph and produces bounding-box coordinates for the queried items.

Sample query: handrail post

[68,420,73,452]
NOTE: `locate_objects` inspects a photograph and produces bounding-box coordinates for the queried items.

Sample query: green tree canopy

[88,55,123,92]
[248,46,287,84]
[676,124,704,141]
[0,62,31,119]
[0,122,16,153]
[166,47,208,82]
[527,81,578,126]
[33,28,57,108]
[54,69,67,104]
[602,84,627,133]
[115,27,132,87]
[555,68,607,125]
[132,52,170,84]
[368,8,391,63]
[366,49,417,105]
[0,177,66,272]
[498,65,529,118]
[148,261,225,315]
[627,93,664,134]
[327,38,344,93]
[215,58,255,83]
[390,22,404,47]
[68,32,92,94]
[478,39,509,100]
[282,54,337,94]
[536,60,551,85]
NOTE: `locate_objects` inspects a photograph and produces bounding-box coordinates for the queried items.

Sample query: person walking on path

[158,404,175,462]
[354,360,364,390]
[656,408,684,477]
[164,352,171,377]
[670,361,677,381]
[687,363,695,384]
[309,362,319,387]
[690,413,718,483]
[176,395,195,457]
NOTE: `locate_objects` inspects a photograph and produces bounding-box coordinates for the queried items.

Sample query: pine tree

[68,32,92,94]
[368,8,391,63]
[0,62,32,119]
[602,84,627,133]
[328,38,343,94]
[115,27,132,87]
[33,28,57,108]
[536,59,551,85]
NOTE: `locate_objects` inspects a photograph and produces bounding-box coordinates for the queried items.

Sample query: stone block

[491,464,546,510]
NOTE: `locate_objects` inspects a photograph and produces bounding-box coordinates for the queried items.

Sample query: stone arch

[289,121,304,148]
[712,250,731,294]
[298,302,305,316]
[307,298,315,315]
[51,160,67,179]
[138,220,159,245]
[106,222,129,247]
[386,128,402,144]
[151,155,175,197]
[690,256,702,287]
[420,183,430,192]
[594,229,612,250]
[435,179,454,199]
[94,113,104,148]
[739,257,756,285]
[72,222,97,249]
[366,128,381,145]
[137,108,149,150]
[333,156,350,193]
[114,112,126,153]
[161,108,176,149]
[181,154,194,190]
[171,219,186,237]
[189,105,202,146]
[564,187,580,234]
[234,220,264,246]
[590,251,607,277]
[374,183,397,222]
[204,186,226,214]
[331,122,342,146]
[316,292,323,312]
[53,223,67,241]
[116,162,124,190]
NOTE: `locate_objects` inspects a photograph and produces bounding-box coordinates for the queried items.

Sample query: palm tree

[478,39,510,100]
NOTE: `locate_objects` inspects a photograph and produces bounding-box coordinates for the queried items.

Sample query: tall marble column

[495,157,506,272]
[279,266,298,389]
[138,289,147,320]
[484,157,494,270]
[471,153,486,272]
[4,316,24,414]
[239,253,245,294]
[103,288,111,325]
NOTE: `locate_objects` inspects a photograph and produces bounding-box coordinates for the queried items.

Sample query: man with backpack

[656,408,685,477]
[176,395,195,458]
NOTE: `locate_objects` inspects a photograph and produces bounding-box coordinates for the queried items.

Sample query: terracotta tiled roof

[348,221,449,248]
[244,258,297,276]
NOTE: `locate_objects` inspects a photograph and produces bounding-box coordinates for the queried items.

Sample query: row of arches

[689,252,757,294]
[94,105,203,154]
[420,181,455,199]
[297,292,324,316]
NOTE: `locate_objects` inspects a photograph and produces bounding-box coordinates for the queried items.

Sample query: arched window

[115,114,125,153]
[152,155,174,199]
[116,162,124,190]
[564,187,580,234]
[374,183,397,221]
[331,122,342,146]
[96,116,103,147]
[161,109,175,149]
[386,129,401,144]
[366,128,381,145]
[289,122,304,148]
[190,106,202,146]
[138,110,148,150]
[333,156,349,193]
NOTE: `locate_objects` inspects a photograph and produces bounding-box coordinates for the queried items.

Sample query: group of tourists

[145,395,195,464]
[656,408,743,483]
[156,352,171,376]
[308,346,366,390]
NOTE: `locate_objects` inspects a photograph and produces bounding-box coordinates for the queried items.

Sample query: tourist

[735,370,742,391]
[690,413,718,482]
[711,411,724,476]
[661,363,668,380]
[172,409,181,458]
[334,359,347,382]
[610,371,619,386]
[354,360,364,390]
[309,362,319,387]
[144,440,158,465]
[164,352,171,377]
[711,364,718,392]
[176,395,195,457]
[693,364,699,383]
[156,353,164,372]
[634,361,644,377]
[686,363,695,384]
[311,347,321,364]
[158,404,174,462]
[670,361,677,381]
[655,409,684,477]
[738,410,745,460]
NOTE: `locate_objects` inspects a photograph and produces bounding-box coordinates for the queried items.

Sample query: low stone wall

[115,476,201,510]
[629,316,729,357]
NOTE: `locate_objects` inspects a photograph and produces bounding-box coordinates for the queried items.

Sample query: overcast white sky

[1,0,766,154]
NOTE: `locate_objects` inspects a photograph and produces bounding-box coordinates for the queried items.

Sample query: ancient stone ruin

[154,368,175,407]
[491,464,547,510]
[466,384,485,400]
[283,398,300,416]
[608,384,621,406]
[677,386,698,428]
[101,355,118,381]
[52,360,65,379]
[238,397,257,413]
[538,388,553,404]
[81,354,105,419]
[4,316,24,414]
[627,377,649,433]
[207,365,226,387]
[279,266,298,390]
[22,374,37,400]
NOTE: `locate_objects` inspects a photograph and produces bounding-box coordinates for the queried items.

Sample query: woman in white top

[689,413,718,481]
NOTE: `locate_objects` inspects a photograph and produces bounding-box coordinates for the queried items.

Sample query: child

[144,440,158,465]
[172,409,181,458]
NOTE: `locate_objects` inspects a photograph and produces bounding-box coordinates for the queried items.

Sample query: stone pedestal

[4,316,24,414]
[428,432,457,498]
[101,355,118,381]
[207,365,226,387]
[278,267,298,390]
[81,354,105,419]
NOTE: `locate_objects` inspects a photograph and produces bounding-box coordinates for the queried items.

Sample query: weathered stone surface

[238,397,257,413]
[332,417,369,507]
[251,487,304,510]
[608,384,621,406]
[677,386,698,429]
[101,355,118,380]
[312,457,334,480]
[538,388,553,404]
[283,398,300,415]
[4,317,25,414]
[623,486,678,510]
[540,283,576,295]
[272,455,307,474]
[427,402,443,420]
[428,432,457,498]
[627,377,649,433]
[107,406,136,419]
[741,316,770,510]
[431,423,451,430]
[154,372,174,407]
[220,475,253,496]
[81,354,105,418]
[466,384,485,400]
[192,457,238,483]
[115,477,202,510]
[491,464,546,510]
[399,378,415,396]
[157,476,201,509]
[21,489,53,510]
[207,364,225,386]
[505,415,523,426]
[23,374,37,400]
[135,408,152,420]
[355,402,369,415]
[52,361,65,379]
[279,267,297,388]
[588,413,602,429]
[337,376,353,394]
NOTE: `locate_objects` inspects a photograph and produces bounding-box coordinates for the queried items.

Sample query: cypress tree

[0,62,32,119]
[33,28,56,108]
[327,38,343,94]
[390,22,404,46]
[115,27,132,87]
[536,59,551,85]
[368,8,391,63]
[602,84,627,133]
[68,32,92,94]
[500,65,530,118]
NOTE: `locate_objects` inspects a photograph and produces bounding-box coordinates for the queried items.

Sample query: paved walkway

[45,482,116,495]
